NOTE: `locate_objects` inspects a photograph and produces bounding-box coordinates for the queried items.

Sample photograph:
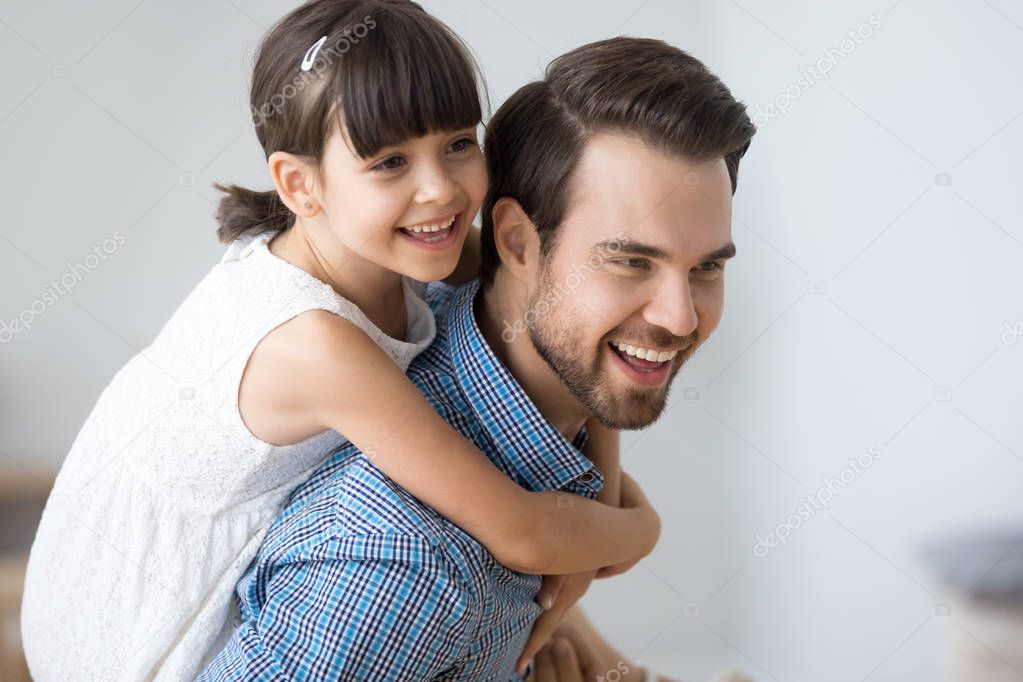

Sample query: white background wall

[1,1,1021,680]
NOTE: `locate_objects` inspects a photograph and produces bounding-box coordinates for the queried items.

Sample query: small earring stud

[303,201,312,209]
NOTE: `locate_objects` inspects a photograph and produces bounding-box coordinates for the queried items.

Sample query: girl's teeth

[614,342,678,363]
[403,216,456,233]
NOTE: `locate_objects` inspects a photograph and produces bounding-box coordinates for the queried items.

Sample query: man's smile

[606,340,679,386]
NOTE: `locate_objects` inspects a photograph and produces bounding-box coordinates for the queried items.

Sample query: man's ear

[268,151,319,216]
[491,197,540,285]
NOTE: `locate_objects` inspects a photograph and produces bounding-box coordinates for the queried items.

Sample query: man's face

[526,133,735,429]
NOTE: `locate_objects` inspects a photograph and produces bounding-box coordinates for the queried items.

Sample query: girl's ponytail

[212,182,292,244]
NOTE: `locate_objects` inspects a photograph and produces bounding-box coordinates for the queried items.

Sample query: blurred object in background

[925,528,1023,682]
[0,467,55,681]
[708,667,755,682]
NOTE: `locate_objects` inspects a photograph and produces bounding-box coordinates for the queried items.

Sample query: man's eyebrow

[592,239,669,259]
[702,241,737,261]
[592,239,737,261]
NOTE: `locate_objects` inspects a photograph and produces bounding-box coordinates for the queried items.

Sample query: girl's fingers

[530,645,557,682]
[552,637,584,682]
[537,574,567,609]
[516,609,555,674]
[595,556,639,579]
[619,471,651,509]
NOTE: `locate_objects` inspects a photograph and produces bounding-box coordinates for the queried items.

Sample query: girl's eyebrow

[370,128,478,156]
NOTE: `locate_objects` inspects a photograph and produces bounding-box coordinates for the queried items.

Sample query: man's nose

[642,277,698,339]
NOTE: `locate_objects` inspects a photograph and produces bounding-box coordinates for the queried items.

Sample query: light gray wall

[2,1,1021,679]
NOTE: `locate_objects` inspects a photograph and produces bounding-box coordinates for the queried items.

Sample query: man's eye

[449,137,477,153]
[372,155,406,172]
[616,258,649,269]
[695,262,724,274]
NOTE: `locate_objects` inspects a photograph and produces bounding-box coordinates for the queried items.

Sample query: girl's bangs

[325,11,484,158]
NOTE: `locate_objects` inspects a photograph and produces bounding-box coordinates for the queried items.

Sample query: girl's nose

[415,167,458,205]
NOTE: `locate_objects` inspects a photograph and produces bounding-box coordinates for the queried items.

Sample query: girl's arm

[581,419,644,578]
[582,418,621,507]
[241,311,660,575]
[443,223,482,287]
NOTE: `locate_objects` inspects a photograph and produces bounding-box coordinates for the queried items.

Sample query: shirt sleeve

[197,544,470,681]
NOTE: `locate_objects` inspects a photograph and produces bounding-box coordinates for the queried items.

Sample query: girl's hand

[619,470,661,558]
[519,472,658,672]
[536,573,567,610]
[593,471,659,577]
[517,571,597,674]
[525,605,660,682]
[526,636,587,682]
[594,557,640,579]
[619,470,651,510]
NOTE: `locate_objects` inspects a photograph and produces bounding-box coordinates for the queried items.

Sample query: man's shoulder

[408,281,480,427]
[261,448,486,579]
[266,450,443,550]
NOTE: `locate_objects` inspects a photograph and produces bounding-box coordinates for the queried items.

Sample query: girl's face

[313,125,487,283]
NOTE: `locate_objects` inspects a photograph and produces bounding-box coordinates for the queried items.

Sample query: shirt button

[578,471,595,483]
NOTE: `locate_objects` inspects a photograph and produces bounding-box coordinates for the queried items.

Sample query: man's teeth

[402,216,456,233]
[613,342,678,363]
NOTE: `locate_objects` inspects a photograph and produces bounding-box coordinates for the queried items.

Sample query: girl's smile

[397,211,464,250]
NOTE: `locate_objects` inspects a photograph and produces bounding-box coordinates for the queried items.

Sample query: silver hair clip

[300,35,328,72]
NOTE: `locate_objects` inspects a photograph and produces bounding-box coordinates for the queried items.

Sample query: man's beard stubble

[525,284,689,431]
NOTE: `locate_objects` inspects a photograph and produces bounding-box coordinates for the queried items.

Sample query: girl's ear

[490,197,540,285]
[268,151,319,216]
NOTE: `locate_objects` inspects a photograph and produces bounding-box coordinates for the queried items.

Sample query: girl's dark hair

[480,37,756,288]
[214,0,485,244]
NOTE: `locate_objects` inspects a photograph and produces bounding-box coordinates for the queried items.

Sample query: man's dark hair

[480,37,756,288]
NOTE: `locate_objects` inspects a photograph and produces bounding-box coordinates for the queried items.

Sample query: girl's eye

[448,137,477,153]
[372,155,407,172]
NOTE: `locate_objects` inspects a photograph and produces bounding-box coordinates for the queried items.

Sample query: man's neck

[475,277,589,442]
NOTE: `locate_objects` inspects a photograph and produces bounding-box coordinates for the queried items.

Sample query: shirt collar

[446,279,603,497]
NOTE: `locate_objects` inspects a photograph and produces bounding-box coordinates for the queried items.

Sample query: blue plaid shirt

[198,279,604,681]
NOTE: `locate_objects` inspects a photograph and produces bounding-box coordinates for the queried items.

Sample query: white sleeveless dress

[21,230,436,681]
